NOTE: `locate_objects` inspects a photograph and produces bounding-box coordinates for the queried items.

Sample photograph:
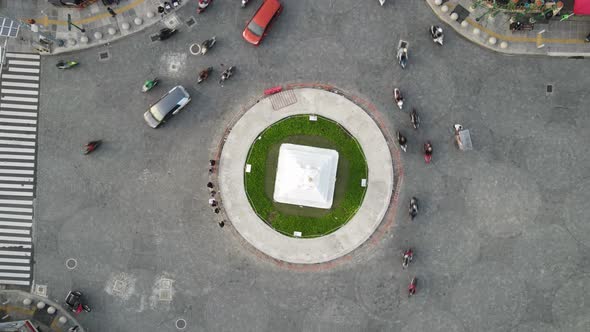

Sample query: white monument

[273,144,339,209]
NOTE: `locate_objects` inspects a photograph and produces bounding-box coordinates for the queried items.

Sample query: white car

[143,86,191,128]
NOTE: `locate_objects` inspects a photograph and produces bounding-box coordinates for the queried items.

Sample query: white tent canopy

[273,144,339,209]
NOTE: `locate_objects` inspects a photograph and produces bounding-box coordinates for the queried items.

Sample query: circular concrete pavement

[218,88,394,264]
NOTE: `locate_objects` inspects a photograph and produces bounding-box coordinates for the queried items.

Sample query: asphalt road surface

[32,1,589,331]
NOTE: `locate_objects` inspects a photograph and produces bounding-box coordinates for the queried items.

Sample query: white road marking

[0,154,35,160]
[0,169,34,175]
[1,96,39,103]
[6,53,40,59]
[0,250,30,256]
[0,125,37,132]
[0,199,32,205]
[0,89,38,95]
[0,74,39,81]
[0,206,32,213]
[0,103,37,110]
[0,111,38,118]
[0,147,35,153]
[0,244,31,249]
[1,82,39,88]
[0,184,34,190]
[0,189,34,195]
[0,133,36,139]
[8,60,40,66]
[8,67,39,74]
[0,265,30,270]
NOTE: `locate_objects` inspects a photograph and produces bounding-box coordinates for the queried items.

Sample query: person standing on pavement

[107,7,117,17]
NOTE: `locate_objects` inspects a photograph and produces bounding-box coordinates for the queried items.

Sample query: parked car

[143,86,191,128]
[242,0,282,46]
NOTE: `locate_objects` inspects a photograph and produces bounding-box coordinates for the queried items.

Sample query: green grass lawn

[244,115,368,238]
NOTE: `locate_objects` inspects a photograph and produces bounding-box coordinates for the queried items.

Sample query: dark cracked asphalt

[30,0,590,331]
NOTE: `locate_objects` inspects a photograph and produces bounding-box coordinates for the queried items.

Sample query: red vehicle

[242,0,282,46]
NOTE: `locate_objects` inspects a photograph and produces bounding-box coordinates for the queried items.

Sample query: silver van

[143,85,191,128]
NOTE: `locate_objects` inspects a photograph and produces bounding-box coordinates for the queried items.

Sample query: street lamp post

[67,14,85,33]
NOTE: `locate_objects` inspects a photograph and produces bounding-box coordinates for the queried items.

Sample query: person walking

[107,7,117,17]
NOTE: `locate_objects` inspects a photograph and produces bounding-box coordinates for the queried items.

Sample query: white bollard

[23,298,32,306]
[461,20,469,28]
[94,31,103,40]
[434,0,443,5]
[473,28,480,36]
[58,316,67,324]
[500,41,508,49]
[121,22,130,30]
[450,13,459,21]
[80,35,89,44]
[488,37,497,45]
[47,306,56,315]
[67,38,77,47]
[441,5,449,12]
[134,18,143,25]
[108,27,117,35]
[36,301,46,309]
[147,12,155,18]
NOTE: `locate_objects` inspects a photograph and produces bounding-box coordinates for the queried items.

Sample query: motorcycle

[410,108,419,129]
[408,277,417,297]
[393,88,404,110]
[197,0,212,14]
[585,32,590,42]
[65,291,91,313]
[198,67,213,84]
[397,39,409,69]
[84,140,102,155]
[219,66,235,85]
[424,141,433,164]
[409,197,418,220]
[200,37,216,55]
[402,248,413,269]
[158,28,177,41]
[241,0,249,7]
[430,25,444,45]
[397,131,407,152]
[56,60,78,69]
[142,78,159,92]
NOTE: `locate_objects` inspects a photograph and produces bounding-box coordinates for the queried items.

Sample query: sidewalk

[426,0,590,57]
[0,290,84,332]
[3,0,186,55]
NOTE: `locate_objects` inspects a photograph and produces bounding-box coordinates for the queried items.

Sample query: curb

[425,0,590,58]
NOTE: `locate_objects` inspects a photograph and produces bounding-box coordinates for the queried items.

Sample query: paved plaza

[0,0,588,331]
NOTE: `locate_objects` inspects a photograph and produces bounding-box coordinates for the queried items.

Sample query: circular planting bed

[244,115,368,238]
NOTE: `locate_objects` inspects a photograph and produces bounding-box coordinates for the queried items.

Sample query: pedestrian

[207,182,214,189]
[214,208,220,214]
[157,5,165,14]
[107,7,117,17]
[218,220,225,228]
[209,197,217,207]
[172,0,180,8]
[164,2,172,12]
[210,190,216,197]
[210,159,216,167]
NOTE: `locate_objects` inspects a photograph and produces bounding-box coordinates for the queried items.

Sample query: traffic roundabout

[218,88,394,264]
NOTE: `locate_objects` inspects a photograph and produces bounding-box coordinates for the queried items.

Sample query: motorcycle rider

[198,67,211,82]
[84,141,101,154]
[431,25,443,39]
[410,108,419,129]
[409,197,418,220]
[394,88,403,106]
[424,141,433,156]
[402,248,413,268]
[408,277,417,296]
[201,37,216,54]
[143,79,157,91]
[397,131,407,152]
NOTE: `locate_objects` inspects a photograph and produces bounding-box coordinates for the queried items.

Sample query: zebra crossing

[0,52,41,287]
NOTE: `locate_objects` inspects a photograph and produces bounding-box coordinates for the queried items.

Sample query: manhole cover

[175,319,186,330]
[34,284,47,297]
[65,258,77,270]
[186,17,196,27]
[546,84,553,95]
[98,51,110,61]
